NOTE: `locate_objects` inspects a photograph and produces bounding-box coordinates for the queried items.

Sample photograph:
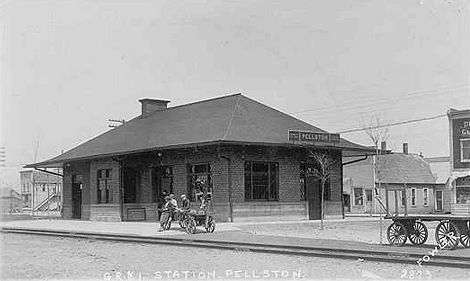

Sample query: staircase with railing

[34,192,60,212]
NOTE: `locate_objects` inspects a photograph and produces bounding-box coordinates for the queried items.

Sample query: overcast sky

[1,0,469,188]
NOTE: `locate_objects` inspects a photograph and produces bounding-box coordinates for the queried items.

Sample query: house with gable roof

[344,143,449,215]
[26,94,372,222]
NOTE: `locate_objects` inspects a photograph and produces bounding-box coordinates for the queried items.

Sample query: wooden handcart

[385,215,470,249]
[376,186,469,249]
[183,190,216,234]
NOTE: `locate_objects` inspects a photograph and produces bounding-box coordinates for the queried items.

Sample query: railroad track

[1,227,469,269]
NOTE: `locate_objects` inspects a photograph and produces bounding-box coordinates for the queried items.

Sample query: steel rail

[1,227,469,269]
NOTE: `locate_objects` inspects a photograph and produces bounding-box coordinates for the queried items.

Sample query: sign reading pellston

[288,130,340,143]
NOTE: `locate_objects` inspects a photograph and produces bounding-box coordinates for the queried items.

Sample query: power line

[337,114,447,134]
[292,84,470,115]
[295,83,470,114]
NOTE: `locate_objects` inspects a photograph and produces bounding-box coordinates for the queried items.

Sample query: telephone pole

[107,119,126,128]
[0,147,5,167]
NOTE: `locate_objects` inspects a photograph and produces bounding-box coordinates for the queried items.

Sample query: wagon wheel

[160,212,172,230]
[435,221,461,250]
[178,213,186,229]
[387,221,408,246]
[185,217,197,234]
[459,221,470,248]
[163,218,172,230]
[408,221,428,245]
[205,216,215,233]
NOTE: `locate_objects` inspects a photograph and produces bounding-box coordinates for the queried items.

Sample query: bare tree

[362,115,390,244]
[304,148,336,230]
[363,115,390,154]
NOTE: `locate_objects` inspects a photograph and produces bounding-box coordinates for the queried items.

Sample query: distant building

[344,143,449,215]
[448,108,470,215]
[425,156,451,185]
[0,188,21,213]
[19,169,62,212]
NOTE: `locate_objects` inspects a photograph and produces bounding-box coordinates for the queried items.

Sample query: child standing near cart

[158,196,176,232]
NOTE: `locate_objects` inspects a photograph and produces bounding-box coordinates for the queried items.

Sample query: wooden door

[71,175,82,219]
[306,176,322,220]
[436,190,443,212]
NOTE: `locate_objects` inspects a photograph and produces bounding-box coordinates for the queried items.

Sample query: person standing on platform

[181,194,191,212]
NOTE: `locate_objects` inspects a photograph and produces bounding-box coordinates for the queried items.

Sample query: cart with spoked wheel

[378,186,469,249]
[183,210,216,234]
[385,215,470,249]
[183,189,216,234]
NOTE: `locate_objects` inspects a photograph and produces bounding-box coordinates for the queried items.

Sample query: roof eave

[25,139,372,168]
[377,182,438,185]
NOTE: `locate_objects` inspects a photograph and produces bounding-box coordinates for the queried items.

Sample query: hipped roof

[378,153,436,184]
[27,94,371,168]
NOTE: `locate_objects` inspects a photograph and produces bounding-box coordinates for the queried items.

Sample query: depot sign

[288,130,340,144]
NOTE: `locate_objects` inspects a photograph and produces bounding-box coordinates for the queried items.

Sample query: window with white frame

[423,188,428,206]
[354,188,363,206]
[411,188,416,206]
[461,139,470,162]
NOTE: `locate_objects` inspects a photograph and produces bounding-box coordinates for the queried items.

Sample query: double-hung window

[461,139,470,163]
[411,188,416,206]
[423,188,429,206]
[187,163,212,202]
[97,169,112,203]
[245,161,279,201]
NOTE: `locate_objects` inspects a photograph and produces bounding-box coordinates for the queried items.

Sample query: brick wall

[89,204,121,221]
[87,158,121,221]
[62,144,344,222]
[228,146,304,203]
[89,158,121,205]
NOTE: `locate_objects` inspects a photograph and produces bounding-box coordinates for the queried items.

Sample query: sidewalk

[0,219,240,237]
[1,218,469,259]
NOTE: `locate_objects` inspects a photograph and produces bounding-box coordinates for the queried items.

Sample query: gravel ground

[1,234,469,281]
[237,220,442,245]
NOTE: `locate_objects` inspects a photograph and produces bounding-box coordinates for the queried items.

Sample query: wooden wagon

[376,186,470,249]
[385,215,469,249]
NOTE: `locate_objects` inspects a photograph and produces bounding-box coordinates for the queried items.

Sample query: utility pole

[57,167,61,217]
[32,136,40,218]
[107,119,126,128]
[363,116,390,246]
[47,169,50,220]
[31,171,35,218]
[0,147,5,167]
[372,147,382,245]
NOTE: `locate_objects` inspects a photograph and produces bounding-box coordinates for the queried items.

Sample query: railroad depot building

[27,94,370,222]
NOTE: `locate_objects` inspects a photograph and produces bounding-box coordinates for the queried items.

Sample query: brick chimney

[403,143,409,154]
[381,141,387,153]
[139,99,170,118]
